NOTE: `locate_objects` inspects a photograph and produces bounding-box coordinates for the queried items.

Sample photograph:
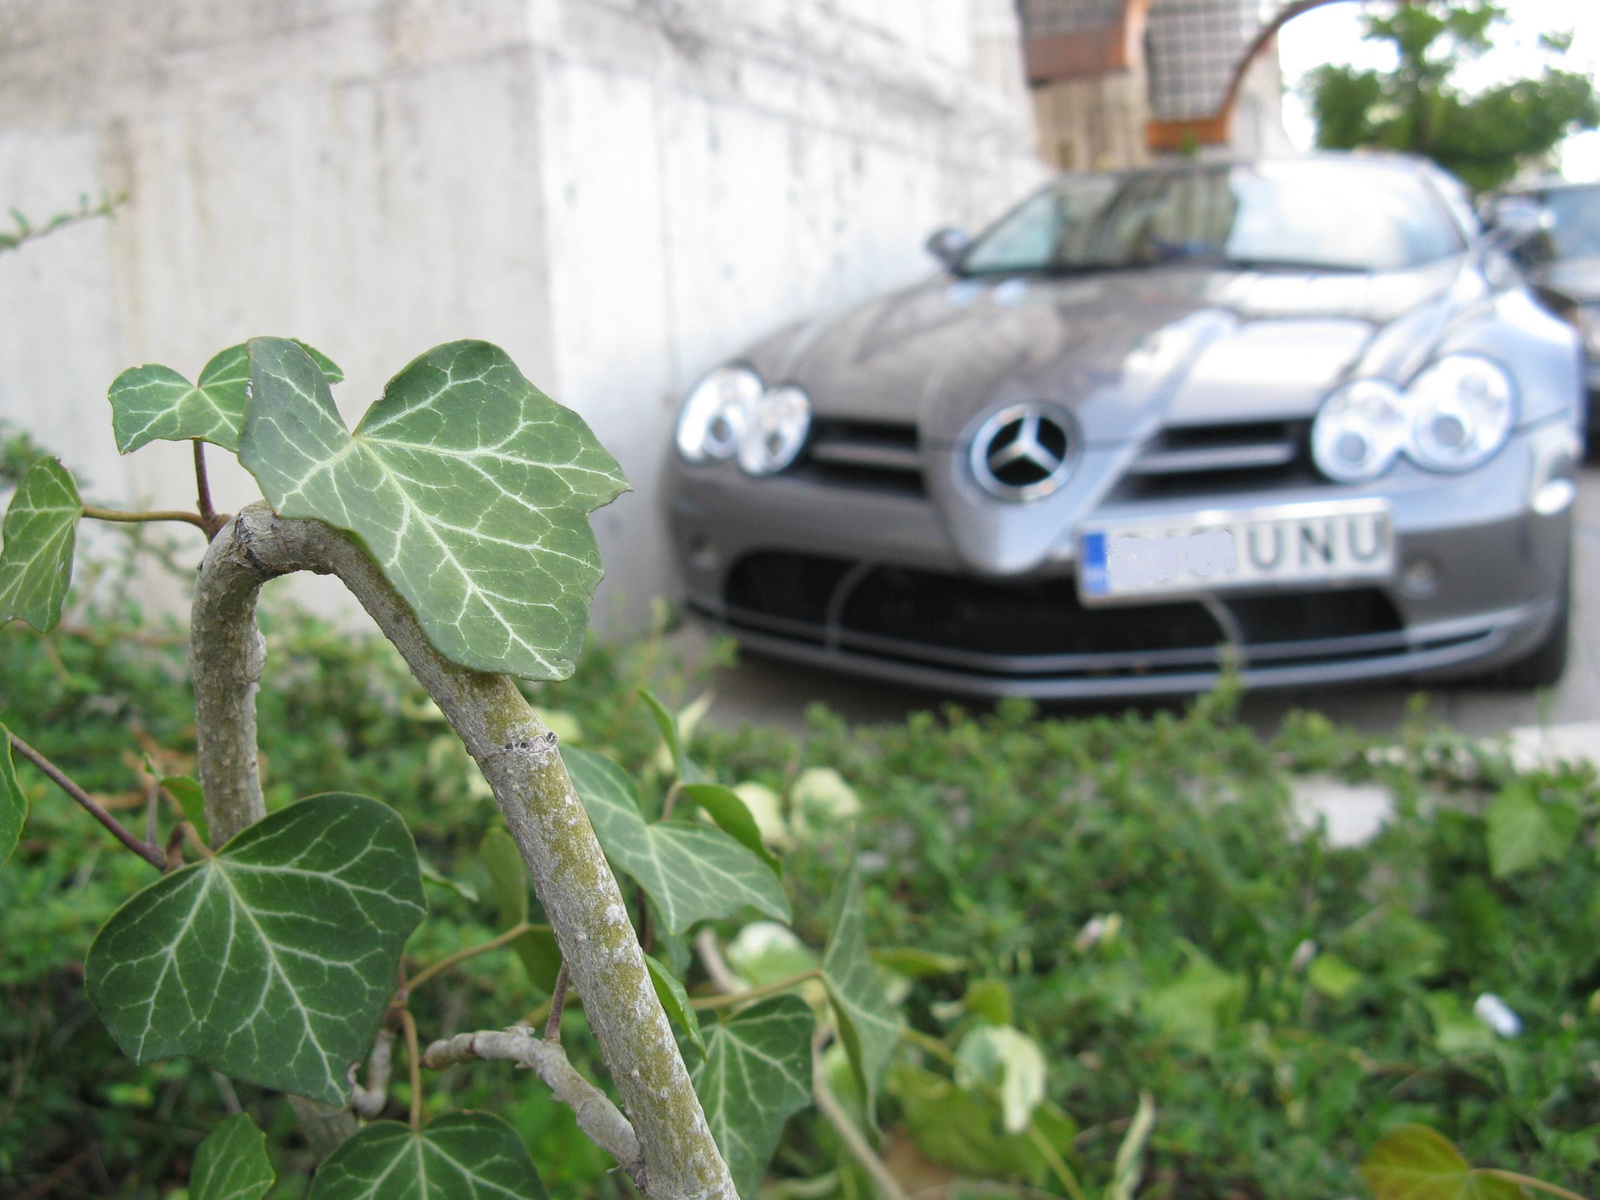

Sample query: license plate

[1078,500,1393,601]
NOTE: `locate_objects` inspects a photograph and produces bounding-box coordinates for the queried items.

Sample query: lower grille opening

[724,551,856,626]
[839,567,1223,657]
[1227,588,1402,644]
[717,552,1420,682]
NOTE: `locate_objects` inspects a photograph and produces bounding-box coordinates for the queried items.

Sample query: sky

[1275,0,1600,181]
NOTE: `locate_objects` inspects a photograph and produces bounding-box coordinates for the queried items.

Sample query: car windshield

[1540,186,1600,260]
[959,161,1465,276]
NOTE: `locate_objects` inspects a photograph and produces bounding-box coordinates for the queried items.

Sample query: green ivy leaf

[1486,782,1580,879]
[646,953,705,1056]
[0,457,81,632]
[1140,944,1245,1052]
[479,826,562,993]
[160,775,209,845]
[821,854,901,1119]
[682,783,781,872]
[954,1025,1046,1135]
[564,748,789,934]
[241,338,628,680]
[86,793,425,1105]
[108,340,342,454]
[1360,1124,1524,1199]
[693,995,813,1200]
[892,1063,1077,1188]
[641,690,689,782]
[307,1112,548,1200]
[0,723,26,867]
[1307,953,1364,1002]
[191,1112,275,1200]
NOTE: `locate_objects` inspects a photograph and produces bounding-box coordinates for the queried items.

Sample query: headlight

[1404,355,1515,472]
[1311,379,1408,482]
[676,366,762,463]
[675,367,812,476]
[737,384,811,476]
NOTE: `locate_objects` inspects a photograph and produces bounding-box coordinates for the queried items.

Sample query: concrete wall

[0,0,1043,628]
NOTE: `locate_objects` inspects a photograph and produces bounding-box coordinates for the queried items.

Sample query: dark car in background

[665,155,1584,700]
[1498,180,1600,431]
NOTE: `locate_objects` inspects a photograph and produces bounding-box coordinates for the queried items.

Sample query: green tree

[1306,0,1599,191]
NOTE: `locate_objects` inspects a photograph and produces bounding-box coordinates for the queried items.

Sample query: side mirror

[925,227,972,269]
[1482,197,1553,251]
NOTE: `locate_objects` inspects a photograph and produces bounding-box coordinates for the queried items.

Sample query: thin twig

[210,1071,242,1116]
[689,968,822,1011]
[695,928,744,994]
[545,963,572,1043]
[81,504,211,532]
[1479,1170,1592,1200]
[399,1008,423,1131]
[423,1028,644,1186]
[406,922,547,991]
[351,1028,396,1119]
[144,780,159,846]
[811,1028,911,1200]
[192,440,224,539]
[7,733,166,869]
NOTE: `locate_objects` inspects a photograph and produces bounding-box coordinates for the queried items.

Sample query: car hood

[755,258,1473,447]
[1532,255,1600,304]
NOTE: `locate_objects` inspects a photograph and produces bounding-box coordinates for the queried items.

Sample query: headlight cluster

[675,366,812,476]
[1311,355,1515,483]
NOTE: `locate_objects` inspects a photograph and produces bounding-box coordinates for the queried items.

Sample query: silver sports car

[664,155,1584,699]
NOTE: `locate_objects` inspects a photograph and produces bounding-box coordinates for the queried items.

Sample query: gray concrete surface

[674,461,1600,740]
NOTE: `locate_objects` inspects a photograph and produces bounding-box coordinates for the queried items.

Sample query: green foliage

[1484,779,1580,878]
[1306,0,1600,190]
[1361,1124,1524,1199]
[85,794,426,1105]
[0,720,23,866]
[646,953,706,1056]
[0,456,82,632]
[0,190,125,255]
[564,746,790,934]
[241,337,629,680]
[191,1113,276,1200]
[108,340,343,454]
[693,996,814,1200]
[820,854,902,1118]
[307,1113,548,1199]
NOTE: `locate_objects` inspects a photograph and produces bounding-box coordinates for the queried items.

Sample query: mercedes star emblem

[969,403,1076,501]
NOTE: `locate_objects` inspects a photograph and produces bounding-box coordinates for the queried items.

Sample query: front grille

[1115,420,1321,499]
[793,419,924,495]
[716,551,1408,680]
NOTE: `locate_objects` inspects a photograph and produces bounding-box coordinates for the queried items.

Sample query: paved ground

[675,462,1600,741]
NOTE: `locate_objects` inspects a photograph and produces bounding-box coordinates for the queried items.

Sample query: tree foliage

[1306,0,1599,190]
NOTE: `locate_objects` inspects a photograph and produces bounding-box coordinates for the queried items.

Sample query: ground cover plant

[1,338,1595,1199]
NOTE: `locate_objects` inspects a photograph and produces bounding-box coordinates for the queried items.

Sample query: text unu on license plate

[1079,502,1393,600]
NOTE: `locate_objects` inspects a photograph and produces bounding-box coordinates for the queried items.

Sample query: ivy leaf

[1485,783,1579,879]
[241,338,628,680]
[191,1112,275,1200]
[0,457,81,632]
[682,783,781,872]
[479,826,562,993]
[1360,1124,1524,1200]
[85,793,425,1105]
[160,775,209,845]
[693,996,813,1200]
[564,747,789,934]
[307,1112,548,1200]
[646,953,705,1056]
[821,854,901,1119]
[641,690,689,782]
[1,723,26,868]
[108,340,342,454]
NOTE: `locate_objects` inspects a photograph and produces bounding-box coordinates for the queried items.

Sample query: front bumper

[666,420,1576,700]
